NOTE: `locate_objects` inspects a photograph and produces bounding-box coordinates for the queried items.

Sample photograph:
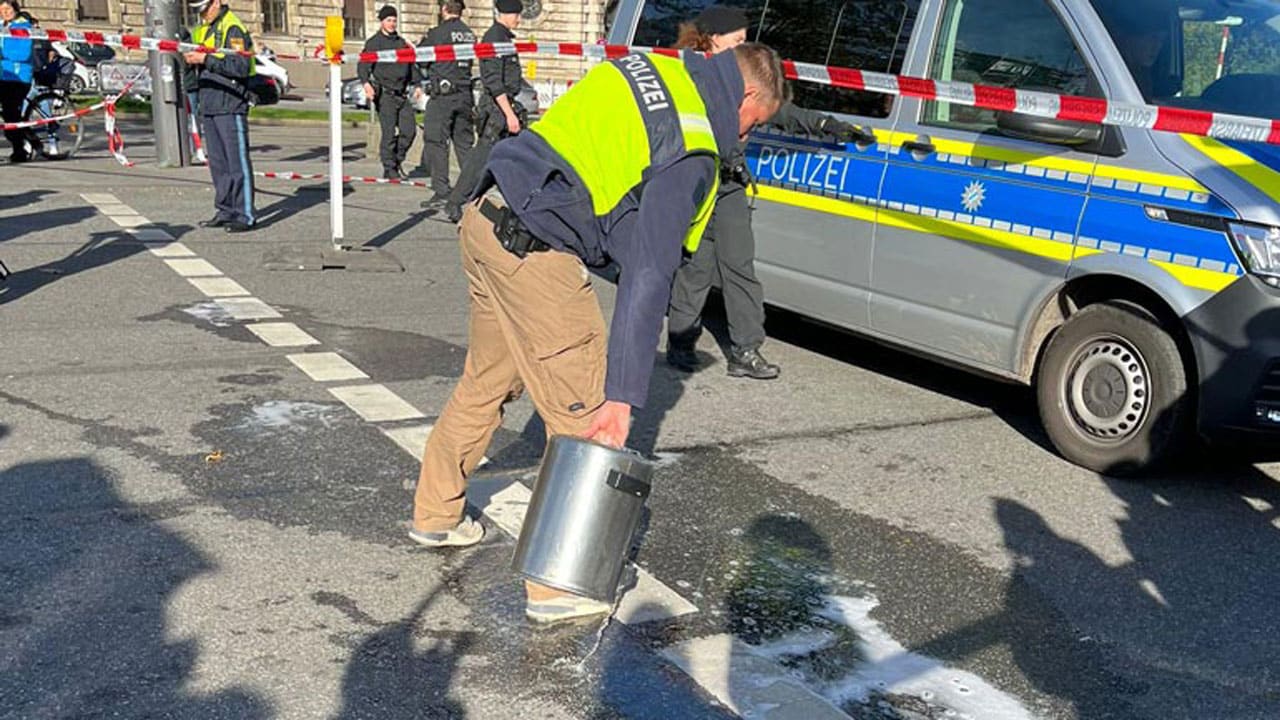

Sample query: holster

[480,200,549,258]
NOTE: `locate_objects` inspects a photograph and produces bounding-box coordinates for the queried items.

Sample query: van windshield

[1091,0,1280,118]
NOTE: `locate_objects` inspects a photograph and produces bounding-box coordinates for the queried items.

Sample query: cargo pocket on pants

[531,330,605,420]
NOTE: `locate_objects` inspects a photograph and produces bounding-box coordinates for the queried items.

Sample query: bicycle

[20,56,87,160]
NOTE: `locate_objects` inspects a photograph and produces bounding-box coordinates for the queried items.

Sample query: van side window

[633,1,766,49]
[757,0,919,119]
[923,0,1100,133]
[632,0,917,121]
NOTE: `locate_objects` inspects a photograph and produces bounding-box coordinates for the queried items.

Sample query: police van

[606,0,1280,474]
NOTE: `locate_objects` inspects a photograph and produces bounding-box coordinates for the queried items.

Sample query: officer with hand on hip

[359,5,424,180]
[417,0,475,209]
[438,0,525,223]
[184,0,256,233]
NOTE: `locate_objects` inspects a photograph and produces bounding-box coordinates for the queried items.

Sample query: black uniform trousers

[446,101,507,212]
[667,183,767,354]
[376,91,416,175]
[203,112,256,225]
[1,80,35,159]
[420,91,474,196]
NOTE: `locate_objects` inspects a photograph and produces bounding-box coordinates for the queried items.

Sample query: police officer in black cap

[359,4,424,179]
[437,0,525,222]
[417,0,475,209]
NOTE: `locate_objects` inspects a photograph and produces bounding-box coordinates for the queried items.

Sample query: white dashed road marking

[147,242,197,258]
[245,322,319,347]
[215,297,282,320]
[287,351,368,382]
[328,384,426,423]
[186,276,251,297]
[380,423,433,458]
[164,258,223,278]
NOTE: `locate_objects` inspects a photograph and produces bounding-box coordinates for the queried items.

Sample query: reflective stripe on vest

[531,52,719,254]
[192,9,256,76]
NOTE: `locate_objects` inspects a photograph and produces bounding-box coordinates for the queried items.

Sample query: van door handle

[901,137,936,157]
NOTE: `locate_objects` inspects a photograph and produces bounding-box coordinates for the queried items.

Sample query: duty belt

[480,199,551,258]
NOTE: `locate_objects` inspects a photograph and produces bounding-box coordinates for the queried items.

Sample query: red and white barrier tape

[2,27,1277,145]
[256,170,430,189]
[1,100,101,131]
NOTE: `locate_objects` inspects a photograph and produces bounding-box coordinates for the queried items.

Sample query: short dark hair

[733,42,789,110]
[443,0,464,14]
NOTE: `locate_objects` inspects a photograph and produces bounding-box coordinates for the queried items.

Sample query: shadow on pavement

[0,222,193,308]
[0,444,271,717]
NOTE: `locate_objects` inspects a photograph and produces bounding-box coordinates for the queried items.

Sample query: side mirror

[995,111,1102,147]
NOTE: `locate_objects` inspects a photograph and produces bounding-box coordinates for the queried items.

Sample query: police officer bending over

[438,0,524,223]
[184,0,256,233]
[418,0,475,209]
[359,5,424,180]
[407,44,787,623]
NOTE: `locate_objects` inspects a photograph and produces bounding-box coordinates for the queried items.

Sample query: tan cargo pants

[413,199,608,533]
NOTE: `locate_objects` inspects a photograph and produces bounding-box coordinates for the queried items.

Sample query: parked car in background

[66,42,115,91]
[255,48,292,95]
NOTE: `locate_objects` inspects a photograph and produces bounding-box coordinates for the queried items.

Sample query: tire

[24,91,85,159]
[68,75,86,95]
[1035,301,1192,475]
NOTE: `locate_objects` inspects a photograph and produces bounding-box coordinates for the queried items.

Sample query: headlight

[1228,222,1280,282]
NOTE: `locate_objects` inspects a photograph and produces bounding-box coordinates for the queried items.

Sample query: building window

[261,0,288,34]
[77,0,110,22]
[343,0,366,39]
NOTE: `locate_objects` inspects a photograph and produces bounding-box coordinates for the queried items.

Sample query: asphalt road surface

[2,119,1278,720]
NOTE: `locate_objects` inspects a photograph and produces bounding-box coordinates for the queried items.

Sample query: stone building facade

[21,0,610,88]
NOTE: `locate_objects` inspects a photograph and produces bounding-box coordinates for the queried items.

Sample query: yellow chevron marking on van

[751,184,1237,293]
[1150,259,1238,293]
[880,131,1207,194]
[1182,134,1280,205]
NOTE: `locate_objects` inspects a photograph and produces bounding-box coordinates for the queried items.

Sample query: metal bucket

[511,435,654,602]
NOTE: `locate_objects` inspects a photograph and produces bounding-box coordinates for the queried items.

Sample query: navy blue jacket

[480,51,744,408]
[192,7,254,116]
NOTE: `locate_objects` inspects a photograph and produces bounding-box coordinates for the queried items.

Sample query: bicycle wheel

[24,91,85,159]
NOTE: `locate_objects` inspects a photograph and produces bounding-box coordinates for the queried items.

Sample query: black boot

[727,348,780,380]
[666,342,699,372]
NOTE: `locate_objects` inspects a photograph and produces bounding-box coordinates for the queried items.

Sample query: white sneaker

[525,594,613,624]
[44,137,59,157]
[407,515,485,548]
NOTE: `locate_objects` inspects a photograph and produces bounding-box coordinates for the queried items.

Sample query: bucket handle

[606,469,650,500]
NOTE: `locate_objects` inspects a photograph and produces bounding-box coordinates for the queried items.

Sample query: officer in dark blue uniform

[439,0,525,223]
[417,0,476,209]
[184,0,256,233]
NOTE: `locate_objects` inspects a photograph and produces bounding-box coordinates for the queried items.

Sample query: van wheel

[1036,301,1190,475]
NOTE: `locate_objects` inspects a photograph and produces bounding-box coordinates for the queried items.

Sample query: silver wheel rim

[1063,335,1151,443]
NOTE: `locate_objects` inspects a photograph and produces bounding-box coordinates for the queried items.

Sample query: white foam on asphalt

[182,301,236,327]
[237,400,343,432]
[662,634,849,719]
[817,595,1036,720]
